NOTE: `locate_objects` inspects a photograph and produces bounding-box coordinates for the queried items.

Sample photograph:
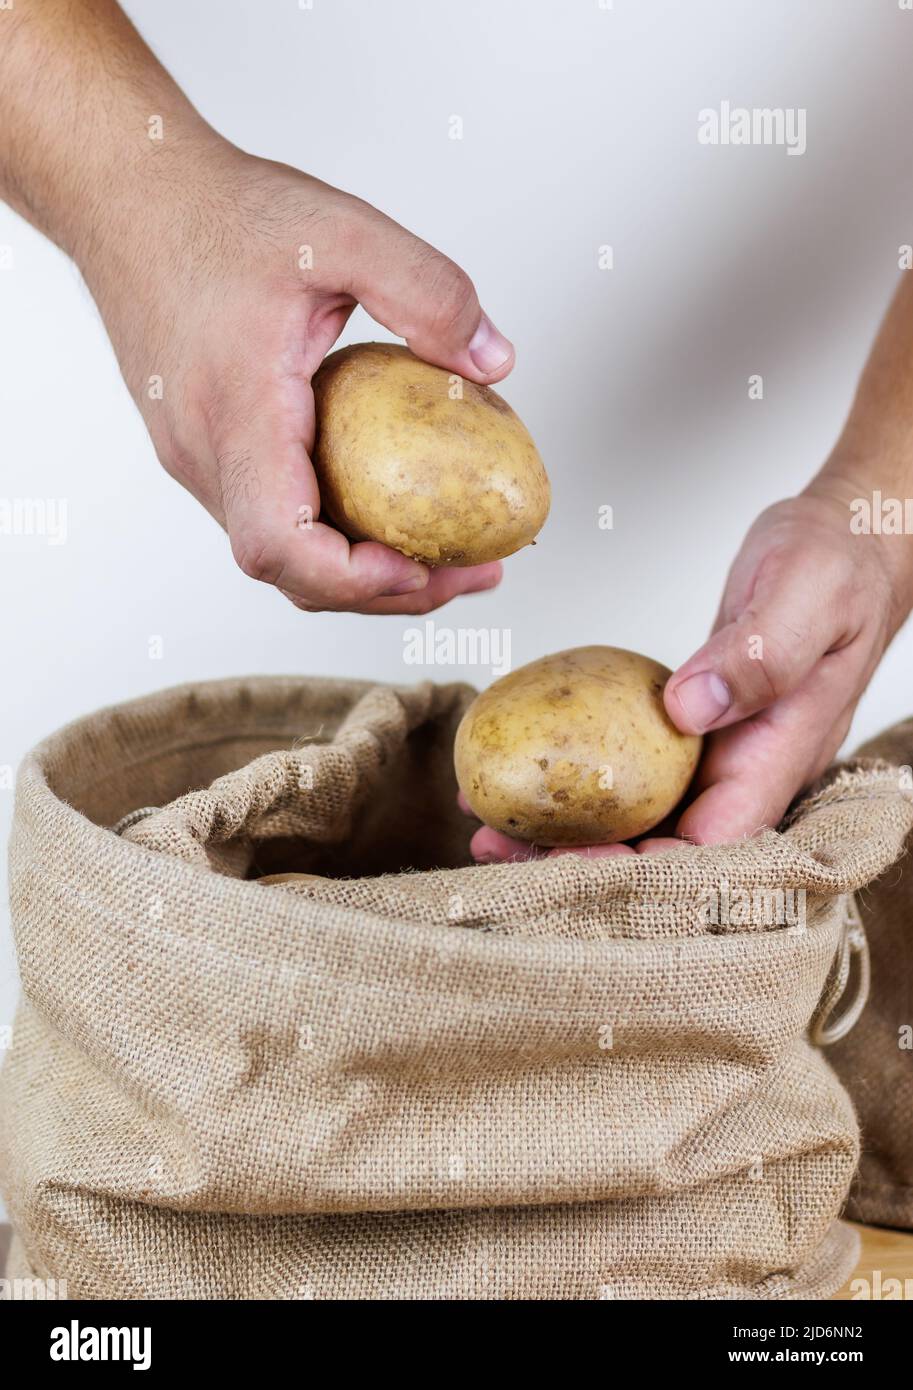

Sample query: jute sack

[826,720,913,1231]
[1,675,912,1301]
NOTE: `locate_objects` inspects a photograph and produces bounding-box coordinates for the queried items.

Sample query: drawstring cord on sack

[808,892,871,1047]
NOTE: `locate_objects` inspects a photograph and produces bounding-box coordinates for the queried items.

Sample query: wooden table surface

[832,1222,913,1299]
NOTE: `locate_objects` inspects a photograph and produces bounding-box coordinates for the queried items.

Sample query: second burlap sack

[827,720,913,1232]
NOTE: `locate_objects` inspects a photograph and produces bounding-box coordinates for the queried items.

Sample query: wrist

[69,124,233,280]
[803,460,873,514]
[0,0,227,267]
[805,457,913,627]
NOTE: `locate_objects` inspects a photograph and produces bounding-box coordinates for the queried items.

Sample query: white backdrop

[3,0,913,1218]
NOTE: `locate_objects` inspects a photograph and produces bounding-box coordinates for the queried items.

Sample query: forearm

[813,275,913,504]
[0,0,221,265]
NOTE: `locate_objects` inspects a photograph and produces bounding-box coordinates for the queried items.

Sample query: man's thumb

[664,587,839,736]
[343,208,514,383]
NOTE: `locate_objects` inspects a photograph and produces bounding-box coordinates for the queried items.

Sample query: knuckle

[819,548,855,599]
[295,574,360,611]
[330,580,363,611]
[739,619,801,700]
[404,592,437,616]
[152,441,184,485]
[323,197,397,291]
[282,591,322,614]
[416,251,478,337]
[752,651,788,703]
[232,534,285,588]
[330,200,371,262]
[151,423,203,488]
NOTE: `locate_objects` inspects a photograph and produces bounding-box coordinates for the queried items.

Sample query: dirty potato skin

[311,342,550,566]
[454,646,702,846]
[256,872,324,885]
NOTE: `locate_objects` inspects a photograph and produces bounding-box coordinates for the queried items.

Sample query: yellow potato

[257,872,323,886]
[311,342,550,566]
[454,646,702,846]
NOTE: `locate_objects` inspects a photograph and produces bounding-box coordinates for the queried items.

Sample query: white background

[3,0,913,1219]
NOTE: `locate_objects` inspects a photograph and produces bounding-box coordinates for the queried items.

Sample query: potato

[454,646,702,846]
[312,342,549,566]
[257,872,324,886]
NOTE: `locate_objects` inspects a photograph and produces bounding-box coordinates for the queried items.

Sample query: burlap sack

[826,721,913,1231]
[2,674,912,1301]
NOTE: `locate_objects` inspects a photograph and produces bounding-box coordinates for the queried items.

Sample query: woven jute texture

[826,720,913,1231]
[2,675,912,1300]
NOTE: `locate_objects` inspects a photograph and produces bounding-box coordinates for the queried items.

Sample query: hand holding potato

[466,271,913,861]
[467,490,913,861]
[312,344,549,567]
[0,0,518,616]
[113,156,535,613]
[90,150,521,614]
[661,488,911,845]
[455,647,700,847]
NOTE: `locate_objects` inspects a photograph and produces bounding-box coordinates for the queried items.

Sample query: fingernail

[674,672,731,731]
[469,314,513,375]
[383,574,427,596]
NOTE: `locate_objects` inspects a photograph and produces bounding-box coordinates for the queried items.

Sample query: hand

[466,485,913,861]
[0,1,513,613]
[80,147,514,613]
[663,485,912,842]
